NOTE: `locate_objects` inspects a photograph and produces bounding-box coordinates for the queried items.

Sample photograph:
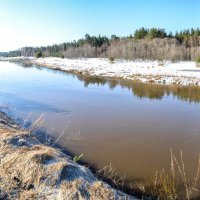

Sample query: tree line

[5,27,200,61]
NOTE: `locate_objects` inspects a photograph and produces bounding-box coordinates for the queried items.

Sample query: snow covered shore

[1,57,200,86]
[31,58,200,86]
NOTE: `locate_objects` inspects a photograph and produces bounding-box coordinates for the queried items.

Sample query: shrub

[61,54,64,59]
[196,57,200,63]
[158,59,164,66]
[34,50,43,58]
[171,58,176,63]
[109,57,114,62]
[196,57,200,67]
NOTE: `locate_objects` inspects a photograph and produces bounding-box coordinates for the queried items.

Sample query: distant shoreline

[1,56,200,86]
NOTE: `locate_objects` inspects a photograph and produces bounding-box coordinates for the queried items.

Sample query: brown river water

[0,61,200,188]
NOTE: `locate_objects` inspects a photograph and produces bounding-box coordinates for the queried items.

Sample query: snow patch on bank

[1,57,200,86]
[33,58,200,86]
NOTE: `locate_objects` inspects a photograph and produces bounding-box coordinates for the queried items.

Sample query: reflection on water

[1,61,200,190]
[77,75,200,103]
[15,60,200,103]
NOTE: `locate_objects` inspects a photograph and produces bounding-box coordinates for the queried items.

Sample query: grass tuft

[73,154,84,163]
[136,149,200,200]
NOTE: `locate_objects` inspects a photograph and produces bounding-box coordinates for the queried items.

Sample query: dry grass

[96,163,126,190]
[136,149,200,200]
[0,114,134,200]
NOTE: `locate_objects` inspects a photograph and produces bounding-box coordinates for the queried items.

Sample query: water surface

[1,61,200,185]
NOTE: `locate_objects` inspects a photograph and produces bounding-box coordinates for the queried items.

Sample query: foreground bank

[0,112,136,200]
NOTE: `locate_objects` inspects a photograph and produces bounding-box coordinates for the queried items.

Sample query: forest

[5,27,200,61]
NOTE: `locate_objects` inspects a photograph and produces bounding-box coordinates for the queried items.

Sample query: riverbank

[0,112,136,199]
[1,57,200,86]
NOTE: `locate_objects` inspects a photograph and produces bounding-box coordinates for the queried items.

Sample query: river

[1,61,200,187]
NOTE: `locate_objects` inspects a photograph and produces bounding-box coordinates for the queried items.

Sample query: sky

[0,0,199,52]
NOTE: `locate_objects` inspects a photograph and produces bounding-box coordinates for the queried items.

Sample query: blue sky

[0,0,199,51]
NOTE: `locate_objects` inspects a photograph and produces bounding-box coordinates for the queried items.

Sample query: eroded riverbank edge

[1,56,200,87]
[0,111,137,199]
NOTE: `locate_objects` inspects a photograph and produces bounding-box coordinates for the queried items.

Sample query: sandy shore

[1,57,200,86]
[0,112,136,199]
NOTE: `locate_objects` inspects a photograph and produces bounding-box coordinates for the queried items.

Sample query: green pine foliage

[34,50,43,58]
[134,27,148,39]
